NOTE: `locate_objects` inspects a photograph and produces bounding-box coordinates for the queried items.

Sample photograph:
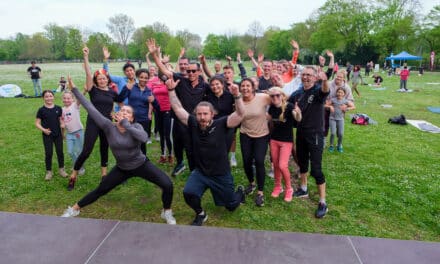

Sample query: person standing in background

[27,61,43,97]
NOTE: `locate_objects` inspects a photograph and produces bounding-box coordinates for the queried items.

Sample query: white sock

[230,152,235,158]
[301,185,307,192]
[319,198,326,204]
[198,210,205,216]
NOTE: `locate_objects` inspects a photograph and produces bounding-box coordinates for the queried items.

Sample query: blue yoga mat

[427,107,440,114]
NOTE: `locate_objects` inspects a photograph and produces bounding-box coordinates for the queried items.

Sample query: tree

[246,20,264,53]
[20,33,51,60]
[163,37,182,61]
[65,28,83,60]
[203,34,221,58]
[107,13,135,58]
[44,23,68,59]
[86,33,116,62]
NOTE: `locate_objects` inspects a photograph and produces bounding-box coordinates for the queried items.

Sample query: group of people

[35,38,366,226]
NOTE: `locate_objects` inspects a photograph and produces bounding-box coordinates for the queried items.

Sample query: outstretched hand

[83,47,89,57]
[146,39,159,55]
[290,39,299,50]
[166,78,180,91]
[103,47,110,60]
[229,83,240,96]
[67,75,75,90]
[247,49,254,58]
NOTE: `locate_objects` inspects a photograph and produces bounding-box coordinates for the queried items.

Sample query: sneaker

[168,156,174,164]
[155,132,160,141]
[161,209,176,225]
[67,178,76,191]
[267,169,274,178]
[230,155,237,167]
[59,168,68,178]
[147,139,153,144]
[158,156,167,164]
[45,171,53,181]
[61,206,80,217]
[293,188,309,198]
[191,213,208,226]
[315,203,328,218]
[236,185,245,204]
[328,146,334,153]
[78,167,85,176]
[255,194,265,207]
[171,163,186,176]
[271,186,283,198]
[337,146,343,153]
[244,184,256,195]
[284,188,293,202]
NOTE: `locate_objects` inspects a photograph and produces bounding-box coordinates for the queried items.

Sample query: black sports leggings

[77,160,173,209]
[240,133,269,192]
[42,134,64,171]
[172,119,194,170]
[157,111,172,156]
[74,118,108,170]
[137,120,150,155]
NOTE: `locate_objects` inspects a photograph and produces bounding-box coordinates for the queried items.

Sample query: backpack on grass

[351,113,369,125]
[388,114,407,125]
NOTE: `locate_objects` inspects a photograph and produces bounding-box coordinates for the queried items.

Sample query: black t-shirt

[36,105,62,137]
[258,76,273,91]
[288,84,329,134]
[268,103,295,142]
[27,66,41,79]
[88,86,118,120]
[205,89,234,119]
[188,115,231,177]
[173,73,209,113]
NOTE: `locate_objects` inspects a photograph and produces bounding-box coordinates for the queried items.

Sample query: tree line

[0,0,439,66]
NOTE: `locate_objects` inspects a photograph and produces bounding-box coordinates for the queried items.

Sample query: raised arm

[145,52,152,68]
[165,79,189,126]
[175,47,185,70]
[237,53,247,79]
[199,54,213,79]
[326,50,334,69]
[83,47,93,92]
[67,76,112,130]
[146,38,173,78]
[227,83,244,128]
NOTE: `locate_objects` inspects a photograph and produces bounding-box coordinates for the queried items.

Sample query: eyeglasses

[270,94,281,98]
[186,69,197,74]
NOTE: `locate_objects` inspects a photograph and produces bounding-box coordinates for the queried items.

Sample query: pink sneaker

[284,188,293,202]
[271,187,283,198]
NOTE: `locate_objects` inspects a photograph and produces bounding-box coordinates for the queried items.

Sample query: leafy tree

[86,33,116,62]
[0,39,20,61]
[65,28,83,59]
[44,23,68,59]
[163,37,181,61]
[107,13,135,58]
[203,34,221,58]
[20,33,51,60]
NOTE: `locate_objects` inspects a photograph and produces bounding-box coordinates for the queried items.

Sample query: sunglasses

[186,69,197,74]
[270,94,281,98]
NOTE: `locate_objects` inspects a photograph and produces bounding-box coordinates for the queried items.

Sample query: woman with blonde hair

[267,87,301,202]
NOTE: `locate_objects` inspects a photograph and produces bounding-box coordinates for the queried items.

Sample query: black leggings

[157,111,172,156]
[172,119,194,169]
[240,133,269,192]
[74,118,108,171]
[296,131,326,185]
[42,134,64,171]
[77,160,173,209]
[138,120,150,155]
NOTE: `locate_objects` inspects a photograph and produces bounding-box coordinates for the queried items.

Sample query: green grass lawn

[0,62,439,242]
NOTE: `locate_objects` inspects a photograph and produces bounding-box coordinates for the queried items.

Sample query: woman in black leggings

[61,75,176,225]
[67,47,118,190]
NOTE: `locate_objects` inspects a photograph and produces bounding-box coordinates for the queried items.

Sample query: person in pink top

[399,66,410,92]
[148,71,173,164]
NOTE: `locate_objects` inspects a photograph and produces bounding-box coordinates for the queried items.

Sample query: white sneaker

[268,169,274,178]
[147,139,153,144]
[59,168,68,178]
[78,167,85,176]
[230,155,237,167]
[45,171,53,181]
[155,132,160,141]
[161,209,176,225]
[61,206,80,217]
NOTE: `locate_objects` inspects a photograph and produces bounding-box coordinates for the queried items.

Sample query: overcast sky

[0,0,438,41]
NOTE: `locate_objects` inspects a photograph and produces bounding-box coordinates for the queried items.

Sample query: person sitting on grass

[372,73,383,87]
[325,88,356,153]
[165,78,245,226]
[61,76,176,225]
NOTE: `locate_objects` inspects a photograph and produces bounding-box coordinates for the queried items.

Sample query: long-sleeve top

[72,87,148,170]
[116,84,153,122]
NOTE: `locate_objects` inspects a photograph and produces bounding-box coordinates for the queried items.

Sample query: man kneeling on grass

[166,78,245,226]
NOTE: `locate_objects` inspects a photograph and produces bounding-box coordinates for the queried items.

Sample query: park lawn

[0,62,439,242]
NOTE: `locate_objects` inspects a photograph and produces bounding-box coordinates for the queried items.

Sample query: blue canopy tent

[385,51,422,68]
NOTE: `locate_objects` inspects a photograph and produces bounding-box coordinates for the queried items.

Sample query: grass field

[0,62,439,242]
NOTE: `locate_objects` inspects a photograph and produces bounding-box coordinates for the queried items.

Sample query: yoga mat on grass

[427,107,440,114]
[406,120,440,133]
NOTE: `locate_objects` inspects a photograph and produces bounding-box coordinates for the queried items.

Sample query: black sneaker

[171,163,186,177]
[255,194,264,207]
[293,188,309,198]
[236,185,245,204]
[191,213,208,226]
[315,203,328,218]
[244,184,256,195]
[67,178,76,191]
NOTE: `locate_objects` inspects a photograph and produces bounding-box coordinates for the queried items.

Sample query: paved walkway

[0,212,438,264]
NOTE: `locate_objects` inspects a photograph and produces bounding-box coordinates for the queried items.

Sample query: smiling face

[137,72,149,88]
[195,105,214,130]
[336,88,345,99]
[179,58,189,73]
[301,67,317,89]
[96,74,109,88]
[334,72,345,86]
[42,90,55,105]
[186,64,200,82]
[240,79,255,100]
[124,66,136,80]
[62,92,74,107]
[119,106,134,122]
[210,79,224,97]
[148,66,157,77]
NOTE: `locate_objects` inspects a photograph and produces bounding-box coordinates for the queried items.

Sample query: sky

[0,0,438,41]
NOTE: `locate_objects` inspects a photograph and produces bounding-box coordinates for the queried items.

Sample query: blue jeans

[66,129,84,164]
[32,79,42,96]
